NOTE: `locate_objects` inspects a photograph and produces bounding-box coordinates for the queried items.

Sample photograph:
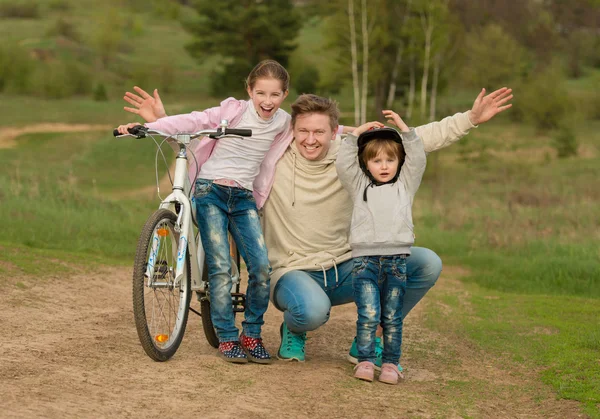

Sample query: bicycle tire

[200,295,220,348]
[199,257,242,349]
[132,209,191,361]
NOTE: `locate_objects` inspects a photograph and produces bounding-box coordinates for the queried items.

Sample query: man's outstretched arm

[416,87,513,153]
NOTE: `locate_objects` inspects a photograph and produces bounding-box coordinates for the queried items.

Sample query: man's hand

[382,109,409,132]
[351,121,385,137]
[123,86,167,123]
[469,87,513,125]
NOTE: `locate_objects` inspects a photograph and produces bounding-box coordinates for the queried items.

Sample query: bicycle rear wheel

[199,239,243,348]
[132,209,191,361]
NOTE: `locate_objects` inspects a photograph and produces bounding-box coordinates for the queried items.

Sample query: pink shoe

[353,361,375,382]
[379,363,404,385]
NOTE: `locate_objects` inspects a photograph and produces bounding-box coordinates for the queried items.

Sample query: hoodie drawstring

[316,258,339,289]
[291,152,296,207]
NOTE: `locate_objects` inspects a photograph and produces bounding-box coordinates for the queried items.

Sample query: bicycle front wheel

[132,209,191,361]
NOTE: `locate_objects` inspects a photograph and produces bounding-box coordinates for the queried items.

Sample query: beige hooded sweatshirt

[262,111,476,298]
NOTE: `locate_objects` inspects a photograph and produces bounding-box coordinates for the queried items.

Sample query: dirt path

[0,264,585,419]
[0,124,111,149]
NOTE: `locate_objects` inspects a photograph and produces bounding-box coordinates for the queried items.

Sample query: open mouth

[260,106,274,116]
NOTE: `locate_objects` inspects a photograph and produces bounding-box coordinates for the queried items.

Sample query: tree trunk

[420,12,433,119]
[385,44,404,109]
[429,52,441,122]
[360,0,369,124]
[348,0,360,126]
[374,81,386,122]
[407,49,416,119]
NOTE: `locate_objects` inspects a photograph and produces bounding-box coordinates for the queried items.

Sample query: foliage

[552,126,578,158]
[459,24,529,89]
[34,60,93,99]
[48,0,70,11]
[184,0,301,97]
[563,29,600,78]
[0,44,34,94]
[93,82,108,101]
[512,62,572,130]
[89,7,126,68]
[295,63,320,95]
[47,17,80,42]
[0,1,40,18]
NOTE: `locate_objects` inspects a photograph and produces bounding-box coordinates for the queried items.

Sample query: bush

[552,126,578,158]
[48,0,70,11]
[514,62,571,130]
[295,64,320,95]
[93,83,108,101]
[0,1,40,18]
[459,24,530,89]
[47,17,80,42]
[0,45,34,94]
[35,60,93,99]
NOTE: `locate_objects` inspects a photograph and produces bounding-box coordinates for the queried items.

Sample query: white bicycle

[114,121,251,361]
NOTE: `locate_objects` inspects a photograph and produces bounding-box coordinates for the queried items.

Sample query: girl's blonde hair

[246,59,290,92]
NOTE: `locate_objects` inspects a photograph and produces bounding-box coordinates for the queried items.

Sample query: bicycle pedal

[231,292,246,313]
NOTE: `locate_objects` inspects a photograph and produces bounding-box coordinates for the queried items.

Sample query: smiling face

[247,77,288,120]
[366,150,400,183]
[292,112,337,161]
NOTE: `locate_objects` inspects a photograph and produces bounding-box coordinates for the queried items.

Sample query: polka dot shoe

[218,341,248,364]
[240,335,272,364]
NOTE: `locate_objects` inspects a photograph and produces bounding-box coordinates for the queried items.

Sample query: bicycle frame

[142,134,206,292]
[141,129,241,293]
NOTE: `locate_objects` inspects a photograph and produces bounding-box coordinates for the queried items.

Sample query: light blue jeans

[272,247,442,335]
[195,179,270,342]
[353,255,407,365]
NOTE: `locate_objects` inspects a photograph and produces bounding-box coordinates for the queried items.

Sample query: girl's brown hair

[246,59,290,92]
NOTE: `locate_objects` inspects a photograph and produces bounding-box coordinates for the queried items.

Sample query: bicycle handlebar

[112,125,252,139]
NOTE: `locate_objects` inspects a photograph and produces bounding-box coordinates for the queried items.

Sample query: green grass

[0,130,160,260]
[409,114,600,415]
[425,282,600,417]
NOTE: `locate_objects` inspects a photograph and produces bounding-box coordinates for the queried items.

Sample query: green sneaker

[347,336,403,373]
[277,322,306,362]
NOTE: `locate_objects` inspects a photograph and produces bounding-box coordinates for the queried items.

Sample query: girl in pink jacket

[117,60,293,364]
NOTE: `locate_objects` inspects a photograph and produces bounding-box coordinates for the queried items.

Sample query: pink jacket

[146,98,294,209]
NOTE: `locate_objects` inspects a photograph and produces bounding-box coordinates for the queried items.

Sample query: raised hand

[469,87,513,125]
[382,110,409,132]
[351,121,385,137]
[123,86,167,123]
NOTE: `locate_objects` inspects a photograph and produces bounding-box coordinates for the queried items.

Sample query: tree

[459,23,529,89]
[184,0,301,97]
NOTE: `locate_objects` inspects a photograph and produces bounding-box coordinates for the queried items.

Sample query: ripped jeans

[194,179,270,342]
[353,255,407,365]
[272,248,442,336]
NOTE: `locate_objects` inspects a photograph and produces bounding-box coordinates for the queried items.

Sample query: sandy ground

[0,263,586,419]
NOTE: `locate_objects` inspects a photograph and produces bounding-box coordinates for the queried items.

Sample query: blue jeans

[194,179,270,342]
[353,255,407,365]
[272,247,442,335]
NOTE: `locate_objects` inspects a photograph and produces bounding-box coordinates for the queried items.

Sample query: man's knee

[408,247,443,288]
[286,298,331,333]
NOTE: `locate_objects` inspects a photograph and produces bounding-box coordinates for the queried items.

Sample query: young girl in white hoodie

[335,111,426,384]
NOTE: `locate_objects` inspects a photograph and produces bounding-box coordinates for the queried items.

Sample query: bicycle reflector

[155,334,169,343]
[157,228,169,237]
